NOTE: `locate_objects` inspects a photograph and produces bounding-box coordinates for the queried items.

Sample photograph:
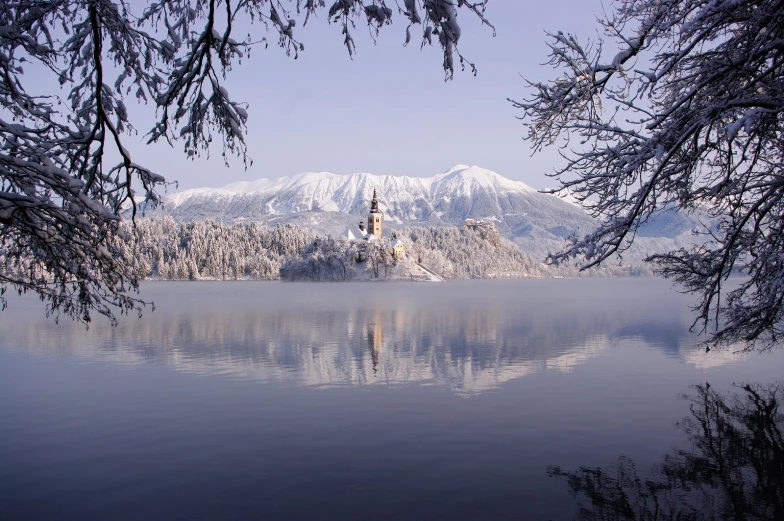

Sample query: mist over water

[0,279,780,520]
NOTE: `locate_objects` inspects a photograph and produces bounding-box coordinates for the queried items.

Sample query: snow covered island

[280,189,443,282]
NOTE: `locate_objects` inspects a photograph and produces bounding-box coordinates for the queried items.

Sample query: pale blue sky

[130,1,606,191]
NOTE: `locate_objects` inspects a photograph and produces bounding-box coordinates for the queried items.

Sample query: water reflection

[550,382,784,520]
[0,280,731,393]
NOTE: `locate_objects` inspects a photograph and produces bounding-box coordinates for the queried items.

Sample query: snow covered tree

[513,0,784,348]
[401,224,549,279]
[119,218,316,280]
[279,236,356,281]
[0,0,492,323]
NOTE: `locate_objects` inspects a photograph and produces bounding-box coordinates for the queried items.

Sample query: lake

[1,279,781,520]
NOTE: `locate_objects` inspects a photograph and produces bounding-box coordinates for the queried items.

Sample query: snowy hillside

[158,164,703,261]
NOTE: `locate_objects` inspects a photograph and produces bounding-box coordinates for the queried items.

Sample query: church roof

[344,228,357,241]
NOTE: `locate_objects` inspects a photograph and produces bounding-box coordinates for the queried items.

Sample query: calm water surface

[0,279,781,520]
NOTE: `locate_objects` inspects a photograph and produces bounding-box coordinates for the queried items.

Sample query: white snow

[165,165,538,211]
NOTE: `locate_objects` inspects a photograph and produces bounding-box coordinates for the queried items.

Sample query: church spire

[367,188,382,238]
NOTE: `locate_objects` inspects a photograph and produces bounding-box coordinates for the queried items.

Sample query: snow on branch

[513,0,784,348]
[0,0,493,324]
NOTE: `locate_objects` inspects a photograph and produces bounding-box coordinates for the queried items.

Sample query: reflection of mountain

[0,281,705,394]
[678,344,751,370]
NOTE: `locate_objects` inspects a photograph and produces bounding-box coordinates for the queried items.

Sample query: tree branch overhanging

[513,0,784,349]
[0,0,493,324]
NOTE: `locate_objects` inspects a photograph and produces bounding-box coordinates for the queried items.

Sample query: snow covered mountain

[160,165,599,257]
[156,164,706,263]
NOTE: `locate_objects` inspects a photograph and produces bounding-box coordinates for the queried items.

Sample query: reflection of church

[345,189,406,260]
[368,308,383,374]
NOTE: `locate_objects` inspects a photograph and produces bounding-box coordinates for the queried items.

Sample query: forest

[107,217,651,282]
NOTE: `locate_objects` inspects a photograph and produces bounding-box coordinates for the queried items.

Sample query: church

[345,189,406,260]
[361,188,383,240]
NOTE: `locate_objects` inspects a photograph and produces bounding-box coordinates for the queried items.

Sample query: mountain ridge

[157,164,700,261]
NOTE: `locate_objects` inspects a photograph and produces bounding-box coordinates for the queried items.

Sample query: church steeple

[367,189,382,238]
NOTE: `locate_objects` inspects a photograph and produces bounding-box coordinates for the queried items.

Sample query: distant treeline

[117,217,652,281]
[401,225,546,279]
[121,217,316,281]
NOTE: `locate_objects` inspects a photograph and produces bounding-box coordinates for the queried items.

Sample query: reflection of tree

[550,383,783,521]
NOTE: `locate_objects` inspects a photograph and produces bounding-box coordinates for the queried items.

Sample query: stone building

[391,234,406,260]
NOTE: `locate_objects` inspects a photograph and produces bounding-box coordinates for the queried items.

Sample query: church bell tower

[367,189,382,238]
